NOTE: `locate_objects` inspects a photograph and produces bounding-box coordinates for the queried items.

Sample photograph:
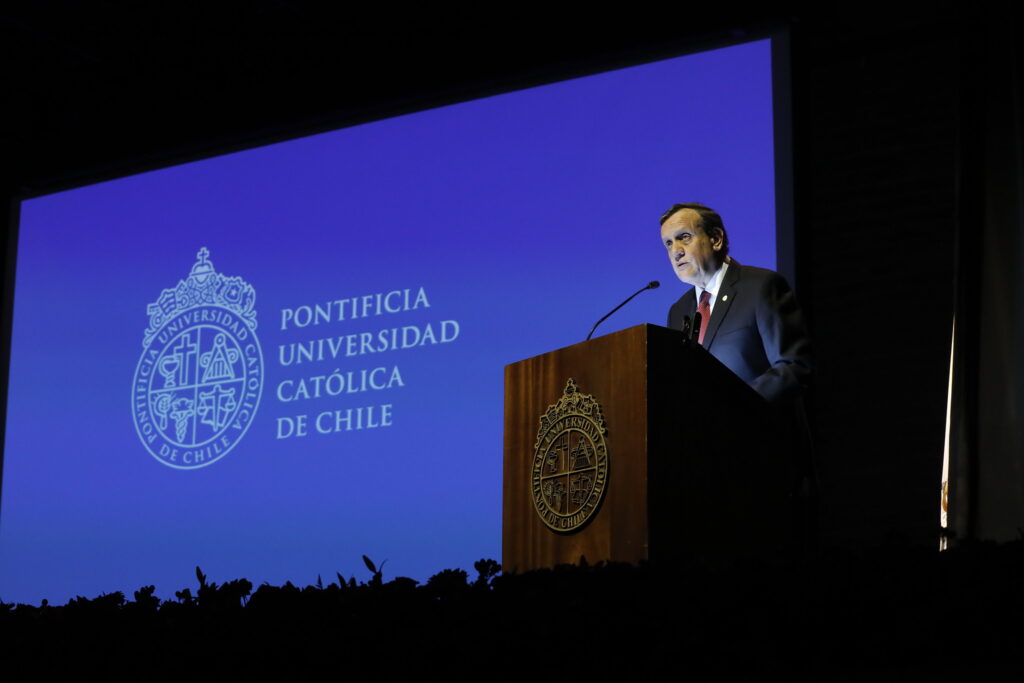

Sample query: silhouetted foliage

[423,568,468,600]
[3,545,1024,678]
[473,558,501,588]
[362,554,387,587]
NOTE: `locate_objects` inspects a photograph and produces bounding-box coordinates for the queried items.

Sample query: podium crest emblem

[131,248,264,469]
[531,378,609,532]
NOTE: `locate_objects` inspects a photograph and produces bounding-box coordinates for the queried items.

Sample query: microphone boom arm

[586,281,660,341]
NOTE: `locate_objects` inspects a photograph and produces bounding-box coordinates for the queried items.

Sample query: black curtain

[949,8,1024,542]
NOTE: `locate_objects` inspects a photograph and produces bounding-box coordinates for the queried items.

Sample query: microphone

[586,281,660,341]
[688,310,702,345]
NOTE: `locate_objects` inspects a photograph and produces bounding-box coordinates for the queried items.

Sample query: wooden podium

[502,324,791,572]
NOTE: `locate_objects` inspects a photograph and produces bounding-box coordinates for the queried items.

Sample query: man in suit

[662,203,816,548]
[660,203,812,403]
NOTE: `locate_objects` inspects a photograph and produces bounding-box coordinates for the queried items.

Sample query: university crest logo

[531,378,609,533]
[132,248,264,469]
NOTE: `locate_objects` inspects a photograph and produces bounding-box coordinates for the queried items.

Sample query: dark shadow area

[2,544,1022,680]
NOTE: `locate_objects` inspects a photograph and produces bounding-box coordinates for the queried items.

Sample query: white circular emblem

[132,248,264,469]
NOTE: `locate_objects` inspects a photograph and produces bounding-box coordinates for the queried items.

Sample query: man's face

[660,209,723,288]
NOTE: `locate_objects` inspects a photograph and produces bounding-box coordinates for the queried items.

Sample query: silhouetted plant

[175,587,194,606]
[423,568,468,599]
[362,555,387,587]
[130,585,160,612]
[219,578,253,607]
[473,558,501,589]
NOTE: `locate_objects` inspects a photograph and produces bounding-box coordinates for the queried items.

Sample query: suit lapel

[702,260,741,349]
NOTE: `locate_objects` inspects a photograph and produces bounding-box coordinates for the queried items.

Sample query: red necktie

[697,290,711,346]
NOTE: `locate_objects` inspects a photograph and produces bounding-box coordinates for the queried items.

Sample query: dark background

[1,5,963,551]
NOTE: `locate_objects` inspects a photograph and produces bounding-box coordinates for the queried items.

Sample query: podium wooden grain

[503,324,790,572]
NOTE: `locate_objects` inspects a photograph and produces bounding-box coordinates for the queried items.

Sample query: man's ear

[710,229,724,251]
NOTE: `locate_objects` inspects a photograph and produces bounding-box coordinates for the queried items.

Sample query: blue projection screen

[1,39,777,604]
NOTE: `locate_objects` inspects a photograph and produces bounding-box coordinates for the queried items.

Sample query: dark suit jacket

[667,260,812,404]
